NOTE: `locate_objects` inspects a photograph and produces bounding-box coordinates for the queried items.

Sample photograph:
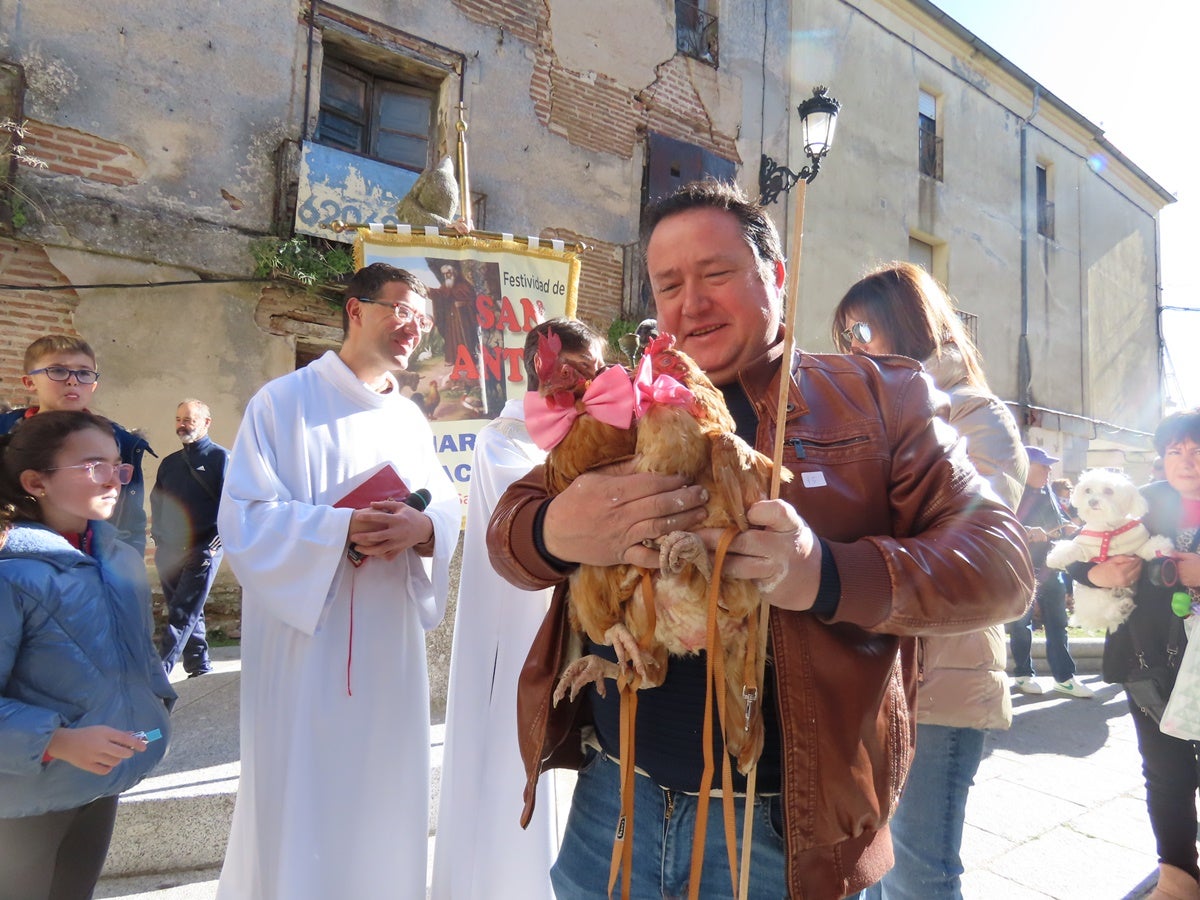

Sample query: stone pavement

[95,640,1172,899]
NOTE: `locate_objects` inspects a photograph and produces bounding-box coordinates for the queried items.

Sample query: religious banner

[355,226,581,514]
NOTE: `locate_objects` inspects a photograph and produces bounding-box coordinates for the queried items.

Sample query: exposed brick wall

[642,58,739,161]
[532,49,643,158]
[21,120,145,187]
[254,283,342,337]
[452,0,544,47]
[529,48,737,164]
[0,239,80,406]
[457,0,737,164]
[541,228,622,330]
[315,6,464,69]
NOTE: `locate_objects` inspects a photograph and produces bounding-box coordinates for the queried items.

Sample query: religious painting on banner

[355,226,580,517]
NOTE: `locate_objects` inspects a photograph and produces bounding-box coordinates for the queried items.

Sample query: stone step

[101,648,447,881]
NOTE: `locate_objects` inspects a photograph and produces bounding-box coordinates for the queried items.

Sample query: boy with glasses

[0,335,155,556]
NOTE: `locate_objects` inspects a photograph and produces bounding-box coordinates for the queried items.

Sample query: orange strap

[606,674,639,900]
[606,568,655,900]
[688,525,741,899]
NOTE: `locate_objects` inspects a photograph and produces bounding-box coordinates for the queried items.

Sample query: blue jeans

[157,543,223,675]
[864,724,985,900]
[1007,575,1074,682]
[552,749,802,899]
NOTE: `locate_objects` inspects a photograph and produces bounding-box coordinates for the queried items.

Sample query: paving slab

[97,641,1177,899]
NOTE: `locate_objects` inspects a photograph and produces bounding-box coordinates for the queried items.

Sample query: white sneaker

[1053,677,1095,699]
[1014,676,1044,695]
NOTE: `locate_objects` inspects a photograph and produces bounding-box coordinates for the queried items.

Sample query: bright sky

[927,0,1195,411]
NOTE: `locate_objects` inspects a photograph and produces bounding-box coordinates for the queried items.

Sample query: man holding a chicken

[487,180,1033,899]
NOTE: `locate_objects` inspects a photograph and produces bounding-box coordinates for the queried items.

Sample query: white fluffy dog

[1045,469,1174,631]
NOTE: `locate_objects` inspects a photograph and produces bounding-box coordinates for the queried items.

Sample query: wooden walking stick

[737,86,839,897]
[737,175,809,898]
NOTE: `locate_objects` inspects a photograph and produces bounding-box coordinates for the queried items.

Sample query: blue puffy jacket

[0,409,156,557]
[0,521,176,817]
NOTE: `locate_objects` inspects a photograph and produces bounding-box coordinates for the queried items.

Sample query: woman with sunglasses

[835,262,1028,900]
[0,410,174,899]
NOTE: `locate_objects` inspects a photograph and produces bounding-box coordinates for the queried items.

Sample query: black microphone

[404,488,432,511]
[348,489,433,565]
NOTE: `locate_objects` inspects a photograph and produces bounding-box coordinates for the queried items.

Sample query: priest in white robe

[432,318,609,899]
[216,264,459,900]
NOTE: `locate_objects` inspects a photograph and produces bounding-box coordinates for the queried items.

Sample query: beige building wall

[781,0,1170,474]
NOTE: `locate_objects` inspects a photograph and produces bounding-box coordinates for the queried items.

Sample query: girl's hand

[45,725,147,775]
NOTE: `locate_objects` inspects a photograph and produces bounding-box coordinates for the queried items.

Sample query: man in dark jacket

[486,180,1033,899]
[0,335,154,556]
[1009,445,1093,698]
[151,399,228,677]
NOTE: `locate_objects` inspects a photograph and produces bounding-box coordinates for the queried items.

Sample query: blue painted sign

[294,141,419,242]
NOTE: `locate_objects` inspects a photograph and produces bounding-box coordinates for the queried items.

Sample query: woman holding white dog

[1079,409,1200,899]
[834,262,1030,900]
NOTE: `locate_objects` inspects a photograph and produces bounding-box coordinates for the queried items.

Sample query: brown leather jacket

[486,339,1034,899]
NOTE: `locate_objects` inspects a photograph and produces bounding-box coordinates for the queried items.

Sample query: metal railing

[675,0,719,66]
[919,125,943,180]
[1038,201,1055,239]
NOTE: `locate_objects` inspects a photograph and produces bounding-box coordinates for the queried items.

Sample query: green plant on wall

[10,193,30,229]
[252,236,355,301]
[1,119,47,234]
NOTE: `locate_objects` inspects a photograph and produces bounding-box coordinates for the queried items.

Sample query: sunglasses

[839,321,872,347]
[45,461,135,485]
[354,298,434,333]
[27,366,100,384]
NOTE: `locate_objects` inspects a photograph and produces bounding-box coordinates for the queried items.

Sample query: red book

[333,463,411,510]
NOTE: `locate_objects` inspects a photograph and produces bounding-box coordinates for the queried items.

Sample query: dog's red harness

[1078,519,1141,562]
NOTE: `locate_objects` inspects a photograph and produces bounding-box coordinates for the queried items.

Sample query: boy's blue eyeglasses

[44,461,135,485]
[27,366,100,384]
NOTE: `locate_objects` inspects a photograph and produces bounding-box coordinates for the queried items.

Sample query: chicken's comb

[644,333,676,357]
[534,329,564,381]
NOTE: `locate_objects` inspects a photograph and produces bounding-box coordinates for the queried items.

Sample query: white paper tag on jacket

[802,472,826,488]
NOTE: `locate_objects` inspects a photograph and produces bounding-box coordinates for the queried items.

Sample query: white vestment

[431,398,560,900]
[215,351,458,900]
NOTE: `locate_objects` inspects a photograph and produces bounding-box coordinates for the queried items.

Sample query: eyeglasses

[27,366,100,384]
[45,461,135,485]
[354,298,434,333]
[839,321,872,347]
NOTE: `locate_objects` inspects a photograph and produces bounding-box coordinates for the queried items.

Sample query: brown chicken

[524,329,645,680]
[555,335,789,773]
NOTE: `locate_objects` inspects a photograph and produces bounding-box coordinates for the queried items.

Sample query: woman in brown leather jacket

[834,263,1028,900]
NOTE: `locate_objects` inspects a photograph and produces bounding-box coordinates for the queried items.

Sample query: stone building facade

[0,0,1172,712]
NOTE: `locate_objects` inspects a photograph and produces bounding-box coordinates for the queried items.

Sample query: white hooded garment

[431,398,560,900]
[216,351,458,900]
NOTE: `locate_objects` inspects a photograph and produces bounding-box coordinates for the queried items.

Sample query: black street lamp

[758,86,841,205]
